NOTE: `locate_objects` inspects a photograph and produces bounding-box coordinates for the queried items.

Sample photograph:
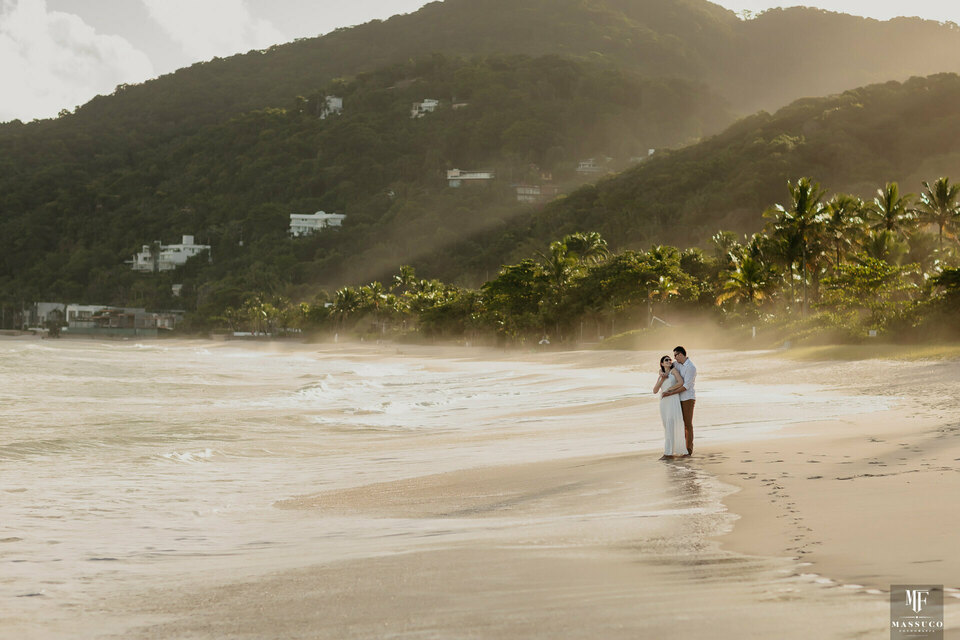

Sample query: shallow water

[0,339,892,635]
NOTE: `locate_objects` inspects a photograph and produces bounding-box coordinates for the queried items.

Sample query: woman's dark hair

[660,355,672,373]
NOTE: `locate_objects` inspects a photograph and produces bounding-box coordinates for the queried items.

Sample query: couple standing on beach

[653,346,696,459]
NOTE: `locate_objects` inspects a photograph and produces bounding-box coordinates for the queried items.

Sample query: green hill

[507,73,960,254]
[0,54,728,310]
[5,0,960,324]
[7,0,960,130]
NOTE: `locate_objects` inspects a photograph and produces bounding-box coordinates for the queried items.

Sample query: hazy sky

[2,0,959,123]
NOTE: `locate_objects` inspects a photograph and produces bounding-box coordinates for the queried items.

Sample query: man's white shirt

[675,359,696,401]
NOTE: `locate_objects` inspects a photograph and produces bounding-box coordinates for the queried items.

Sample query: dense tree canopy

[0,54,728,313]
[517,74,960,255]
[4,0,960,332]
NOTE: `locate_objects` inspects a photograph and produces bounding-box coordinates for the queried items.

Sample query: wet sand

[3,339,958,638]
[704,357,960,599]
[121,452,889,640]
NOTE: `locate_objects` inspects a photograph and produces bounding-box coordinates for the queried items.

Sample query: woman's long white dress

[660,370,688,456]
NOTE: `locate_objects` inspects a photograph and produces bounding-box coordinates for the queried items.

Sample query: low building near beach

[63,304,183,337]
[289,211,346,237]
[21,302,67,329]
[131,236,211,273]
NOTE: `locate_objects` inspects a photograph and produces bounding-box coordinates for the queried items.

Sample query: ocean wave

[160,448,216,463]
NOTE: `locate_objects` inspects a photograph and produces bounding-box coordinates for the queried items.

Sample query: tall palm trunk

[801,243,808,317]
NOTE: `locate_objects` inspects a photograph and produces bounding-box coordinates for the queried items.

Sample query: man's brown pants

[680,399,696,455]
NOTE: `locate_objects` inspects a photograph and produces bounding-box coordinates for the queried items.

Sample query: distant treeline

[211,176,960,345]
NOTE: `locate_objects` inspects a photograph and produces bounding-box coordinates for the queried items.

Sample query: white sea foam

[160,448,216,463]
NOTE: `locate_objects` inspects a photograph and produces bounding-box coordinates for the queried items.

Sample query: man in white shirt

[662,345,696,456]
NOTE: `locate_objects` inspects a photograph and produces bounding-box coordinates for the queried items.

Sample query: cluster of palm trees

[217,177,960,341]
[716,176,960,315]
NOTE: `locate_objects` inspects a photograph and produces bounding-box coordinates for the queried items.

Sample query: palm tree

[392,265,417,293]
[537,241,576,295]
[332,287,361,329]
[767,223,802,309]
[860,230,907,265]
[562,231,609,265]
[640,246,686,326]
[868,182,915,234]
[710,230,740,270]
[716,256,774,306]
[823,194,864,270]
[764,177,827,315]
[535,241,577,339]
[643,274,680,327]
[360,281,389,333]
[742,232,774,263]
[917,177,960,250]
[242,295,268,335]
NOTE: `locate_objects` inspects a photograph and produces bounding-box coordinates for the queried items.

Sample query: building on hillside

[411,99,440,118]
[131,236,211,273]
[514,184,562,204]
[320,95,343,119]
[289,211,346,237]
[576,158,607,174]
[629,149,657,164]
[447,169,495,187]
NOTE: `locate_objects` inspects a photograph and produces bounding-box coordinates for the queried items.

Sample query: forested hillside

[4,0,960,327]
[0,55,728,312]
[7,0,958,134]
[503,73,960,256]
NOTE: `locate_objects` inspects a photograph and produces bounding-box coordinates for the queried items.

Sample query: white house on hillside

[289,211,346,237]
[576,158,605,174]
[447,169,495,187]
[320,95,343,119]
[411,99,440,118]
[629,149,657,164]
[131,236,210,272]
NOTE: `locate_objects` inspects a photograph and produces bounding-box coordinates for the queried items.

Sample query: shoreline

[4,338,959,638]
[6,329,960,362]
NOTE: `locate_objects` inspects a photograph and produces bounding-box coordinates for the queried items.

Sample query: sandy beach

[1,338,958,638]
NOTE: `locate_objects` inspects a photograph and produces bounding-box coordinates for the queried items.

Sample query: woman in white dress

[653,355,688,459]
